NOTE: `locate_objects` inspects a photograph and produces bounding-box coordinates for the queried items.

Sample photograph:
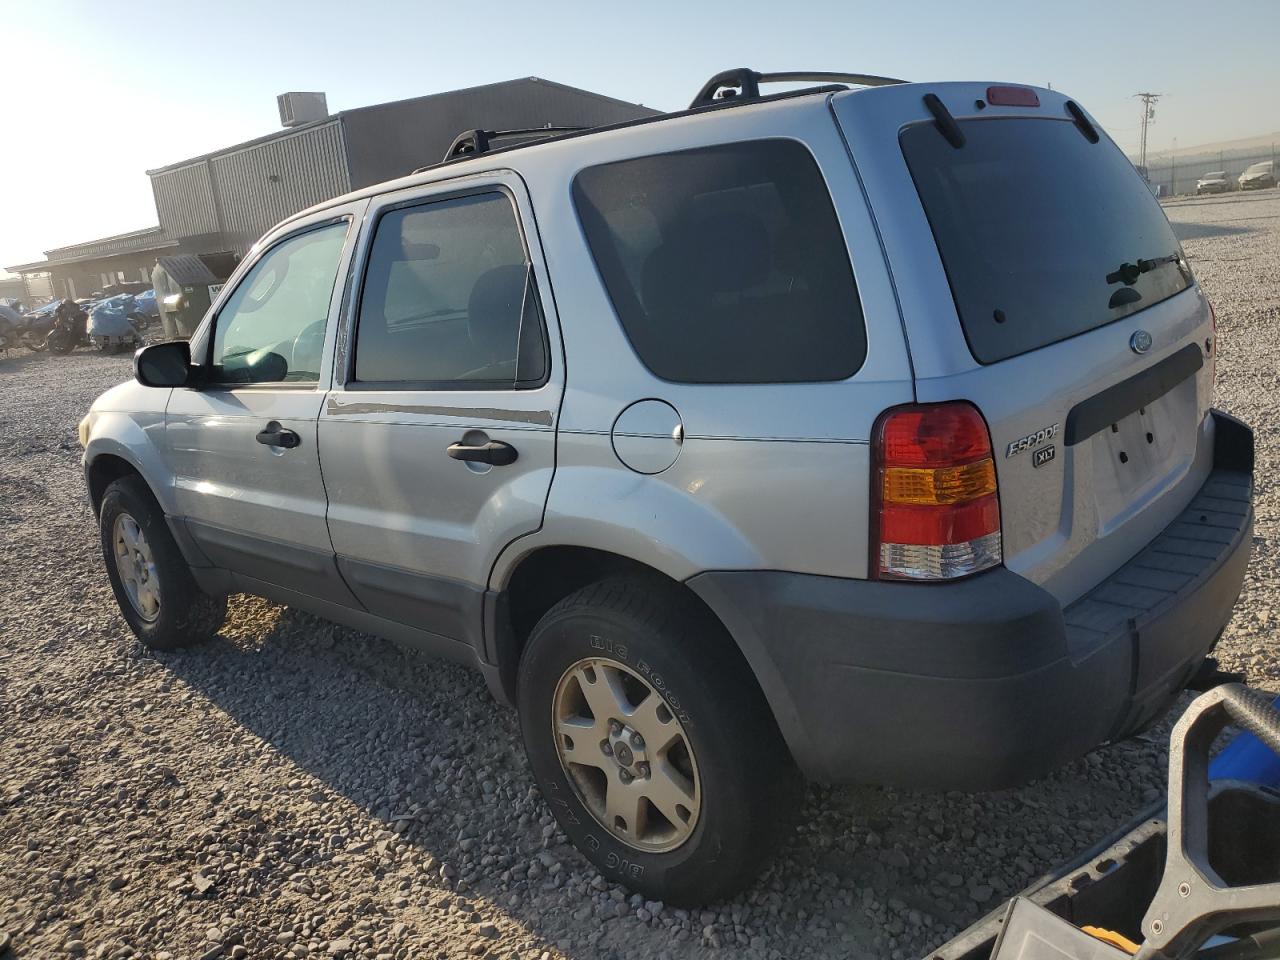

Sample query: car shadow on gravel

[155,601,682,956]
[147,597,1177,958]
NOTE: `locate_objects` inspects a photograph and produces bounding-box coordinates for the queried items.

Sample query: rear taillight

[872,403,1002,581]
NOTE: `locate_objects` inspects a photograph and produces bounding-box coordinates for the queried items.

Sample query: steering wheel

[290,320,326,377]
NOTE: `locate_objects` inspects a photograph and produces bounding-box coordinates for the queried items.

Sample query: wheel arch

[488,546,789,754]
[83,410,177,518]
[86,451,152,516]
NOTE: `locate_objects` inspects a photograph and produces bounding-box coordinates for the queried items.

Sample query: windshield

[1203,171,1226,179]
[1244,162,1273,175]
[900,117,1193,364]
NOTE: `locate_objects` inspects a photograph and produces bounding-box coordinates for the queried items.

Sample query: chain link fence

[1146,147,1278,197]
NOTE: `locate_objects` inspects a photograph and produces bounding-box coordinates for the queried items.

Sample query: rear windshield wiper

[1106,253,1181,286]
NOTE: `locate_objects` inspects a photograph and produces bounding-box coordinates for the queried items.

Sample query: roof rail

[432,126,587,167]
[688,68,906,109]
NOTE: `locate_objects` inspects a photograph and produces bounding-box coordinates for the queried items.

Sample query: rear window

[572,140,866,384]
[901,118,1193,364]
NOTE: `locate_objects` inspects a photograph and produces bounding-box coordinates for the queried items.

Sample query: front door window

[211,222,348,384]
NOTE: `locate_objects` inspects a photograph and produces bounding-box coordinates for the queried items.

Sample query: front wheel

[517,577,800,905]
[99,475,227,649]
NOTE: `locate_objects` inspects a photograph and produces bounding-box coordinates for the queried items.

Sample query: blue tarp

[87,294,139,337]
[133,288,159,318]
[1209,692,1280,789]
[26,299,65,319]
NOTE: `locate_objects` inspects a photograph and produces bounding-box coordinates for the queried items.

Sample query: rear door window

[900,118,1193,364]
[573,140,866,384]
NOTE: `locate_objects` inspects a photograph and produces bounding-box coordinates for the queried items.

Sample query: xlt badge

[1006,423,1060,459]
[1033,445,1056,468]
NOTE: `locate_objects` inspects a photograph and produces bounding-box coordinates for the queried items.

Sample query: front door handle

[447,439,518,466]
[256,421,301,449]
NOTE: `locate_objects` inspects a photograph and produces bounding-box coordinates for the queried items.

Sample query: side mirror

[135,340,193,388]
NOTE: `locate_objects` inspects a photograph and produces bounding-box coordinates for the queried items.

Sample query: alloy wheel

[551,657,701,852]
[112,513,161,622]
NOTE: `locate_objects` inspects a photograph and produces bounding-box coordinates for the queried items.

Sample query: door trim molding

[185,518,362,609]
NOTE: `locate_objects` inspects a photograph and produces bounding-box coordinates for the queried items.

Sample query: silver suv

[80,70,1254,904]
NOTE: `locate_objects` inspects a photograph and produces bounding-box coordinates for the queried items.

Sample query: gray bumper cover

[688,411,1254,790]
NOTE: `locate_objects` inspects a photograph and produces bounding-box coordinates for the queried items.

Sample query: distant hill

[1134,131,1280,164]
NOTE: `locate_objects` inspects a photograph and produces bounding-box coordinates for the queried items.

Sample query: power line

[1134,92,1162,177]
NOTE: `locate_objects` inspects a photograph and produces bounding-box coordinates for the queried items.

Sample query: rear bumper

[688,410,1253,790]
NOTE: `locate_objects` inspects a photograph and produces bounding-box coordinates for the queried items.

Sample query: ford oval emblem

[1130,330,1153,355]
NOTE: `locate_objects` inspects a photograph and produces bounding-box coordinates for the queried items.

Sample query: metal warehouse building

[8,78,657,298]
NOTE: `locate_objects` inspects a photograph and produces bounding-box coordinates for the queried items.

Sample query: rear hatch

[832,84,1215,604]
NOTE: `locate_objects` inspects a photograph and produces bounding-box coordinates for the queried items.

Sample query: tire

[47,331,74,355]
[99,475,226,649]
[517,576,800,904]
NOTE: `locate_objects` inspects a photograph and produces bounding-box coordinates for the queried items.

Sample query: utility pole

[1134,92,1162,179]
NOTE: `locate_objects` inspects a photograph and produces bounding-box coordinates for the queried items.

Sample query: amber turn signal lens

[882,459,997,505]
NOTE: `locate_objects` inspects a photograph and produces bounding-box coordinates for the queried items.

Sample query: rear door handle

[256,421,301,449]
[447,439,518,466]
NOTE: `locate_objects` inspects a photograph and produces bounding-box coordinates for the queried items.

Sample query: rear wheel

[99,475,226,649]
[517,577,800,904]
[47,330,74,354]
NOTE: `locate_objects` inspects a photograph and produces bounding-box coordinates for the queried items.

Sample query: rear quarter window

[900,117,1194,364]
[572,139,867,384]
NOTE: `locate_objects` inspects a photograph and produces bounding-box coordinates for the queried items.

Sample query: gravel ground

[1,191,1277,960]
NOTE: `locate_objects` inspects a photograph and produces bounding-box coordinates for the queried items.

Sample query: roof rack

[688,68,906,109]
[396,71,908,179]
[434,126,586,166]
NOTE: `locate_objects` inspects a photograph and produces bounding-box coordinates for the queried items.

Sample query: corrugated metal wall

[150,120,350,254]
[342,79,659,189]
[152,163,219,238]
[148,82,653,255]
[211,120,350,252]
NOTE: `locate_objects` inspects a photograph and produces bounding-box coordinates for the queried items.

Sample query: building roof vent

[277,92,329,128]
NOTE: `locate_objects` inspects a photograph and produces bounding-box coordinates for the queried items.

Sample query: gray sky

[3,0,1278,273]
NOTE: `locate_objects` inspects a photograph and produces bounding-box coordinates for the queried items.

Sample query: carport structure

[7,227,181,301]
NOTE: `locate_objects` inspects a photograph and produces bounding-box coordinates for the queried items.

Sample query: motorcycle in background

[46,299,91,355]
[0,303,18,352]
[15,300,61,351]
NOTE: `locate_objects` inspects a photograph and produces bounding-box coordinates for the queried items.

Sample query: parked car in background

[1239,160,1276,190]
[79,72,1253,904]
[1196,171,1230,194]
